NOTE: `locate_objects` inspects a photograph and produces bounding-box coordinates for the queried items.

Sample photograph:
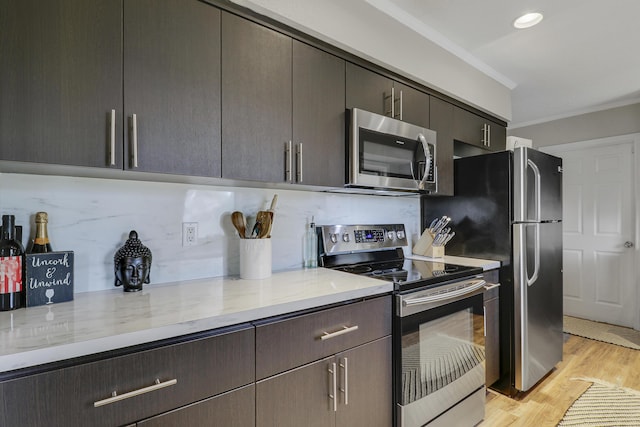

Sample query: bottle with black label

[29,211,53,253]
[0,215,25,311]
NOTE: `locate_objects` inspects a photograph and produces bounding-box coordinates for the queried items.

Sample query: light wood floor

[480,333,640,426]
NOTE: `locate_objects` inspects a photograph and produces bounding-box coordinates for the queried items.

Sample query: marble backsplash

[0,172,421,293]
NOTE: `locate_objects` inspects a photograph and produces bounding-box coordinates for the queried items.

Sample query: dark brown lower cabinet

[0,326,254,427]
[256,336,392,427]
[138,384,255,427]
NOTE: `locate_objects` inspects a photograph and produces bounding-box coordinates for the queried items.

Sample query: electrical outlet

[182,222,198,246]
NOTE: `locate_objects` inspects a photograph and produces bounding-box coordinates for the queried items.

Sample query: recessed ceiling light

[513,12,543,29]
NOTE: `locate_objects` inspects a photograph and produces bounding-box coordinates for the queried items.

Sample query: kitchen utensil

[255,210,271,239]
[430,216,451,234]
[264,194,278,237]
[435,217,451,234]
[268,194,278,212]
[442,232,455,246]
[257,212,272,239]
[231,211,247,239]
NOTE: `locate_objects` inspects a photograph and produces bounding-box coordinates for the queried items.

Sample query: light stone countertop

[0,268,392,374]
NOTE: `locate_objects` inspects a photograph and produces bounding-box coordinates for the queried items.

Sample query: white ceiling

[369,0,640,128]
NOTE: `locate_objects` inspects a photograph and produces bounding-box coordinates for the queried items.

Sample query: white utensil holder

[412,229,444,258]
[240,238,272,279]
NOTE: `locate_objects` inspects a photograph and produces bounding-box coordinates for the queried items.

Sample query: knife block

[412,229,445,258]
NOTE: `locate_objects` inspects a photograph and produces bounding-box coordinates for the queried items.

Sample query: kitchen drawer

[138,384,255,427]
[255,296,391,379]
[1,325,254,427]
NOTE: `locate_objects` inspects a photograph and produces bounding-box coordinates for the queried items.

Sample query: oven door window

[359,128,426,180]
[398,294,485,406]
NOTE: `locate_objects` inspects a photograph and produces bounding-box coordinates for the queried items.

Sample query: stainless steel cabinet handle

[339,357,349,405]
[481,124,488,146]
[483,306,487,337]
[320,325,359,341]
[328,362,337,412]
[130,114,138,168]
[487,124,491,147]
[285,141,292,182]
[397,89,403,120]
[384,86,397,118]
[109,109,116,166]
[391,86,395,118]
[93,378,177,408]
[296,143,303,183]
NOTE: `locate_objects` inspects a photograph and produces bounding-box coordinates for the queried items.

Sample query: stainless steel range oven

[318,224,489,427]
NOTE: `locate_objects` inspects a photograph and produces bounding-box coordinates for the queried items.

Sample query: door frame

[541,132,640,331]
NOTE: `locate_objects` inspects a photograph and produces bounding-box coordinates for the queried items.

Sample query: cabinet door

[0,0,123,168]
[453,106,487,149]
[488,121,506,151]
[256,356,336,427]
[124,0,221,176]
[221,12,292,182]
[292,41,346,187]
[138,384,255,427]
[452,106,506,152]
[346,63,392,116]
[336,337,392,427]
[429,97,454,196]
[394,82,430,129]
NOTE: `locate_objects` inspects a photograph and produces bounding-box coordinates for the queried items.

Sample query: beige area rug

[563,315,640,350]
[558,378,640,426]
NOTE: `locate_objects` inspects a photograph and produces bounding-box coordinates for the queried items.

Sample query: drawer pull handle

[320,325,359,341]
[94,378,177,408]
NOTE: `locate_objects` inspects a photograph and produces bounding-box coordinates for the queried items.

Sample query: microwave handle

[417,133,431,191]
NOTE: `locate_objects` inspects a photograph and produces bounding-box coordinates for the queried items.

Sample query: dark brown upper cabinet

[1,0,221,177]
[292,41,346,187]
[453,106,506,154]
[346,63,429,129]
[0,0,123,168]
[123,0,221,176]
[428,97,455,196]
[221,12,346,186]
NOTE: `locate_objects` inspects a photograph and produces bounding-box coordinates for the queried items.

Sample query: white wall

[508,103,640,148]
[232,0,512,121]
[0,173,420,293]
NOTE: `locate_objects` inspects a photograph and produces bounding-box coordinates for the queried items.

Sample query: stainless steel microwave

[347,108,437,194]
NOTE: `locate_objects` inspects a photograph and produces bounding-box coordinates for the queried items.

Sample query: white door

[543,137,637,328]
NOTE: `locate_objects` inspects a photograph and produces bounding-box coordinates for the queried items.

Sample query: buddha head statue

[114,230,152,292]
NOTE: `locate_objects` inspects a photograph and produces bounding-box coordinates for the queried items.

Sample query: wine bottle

[29,211,53,253]
[0,215,25,311]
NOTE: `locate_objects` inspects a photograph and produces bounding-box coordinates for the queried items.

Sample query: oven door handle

[402,279,486,307]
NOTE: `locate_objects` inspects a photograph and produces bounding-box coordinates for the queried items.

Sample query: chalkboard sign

[25,251,74,307]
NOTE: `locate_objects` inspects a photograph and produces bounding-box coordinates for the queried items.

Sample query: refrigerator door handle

[527,159,542,222]
[528,223,540,286]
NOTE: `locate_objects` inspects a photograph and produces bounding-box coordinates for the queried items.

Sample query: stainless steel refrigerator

[421,147,563,396]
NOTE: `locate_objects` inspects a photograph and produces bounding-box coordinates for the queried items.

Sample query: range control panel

[319,224,408,254]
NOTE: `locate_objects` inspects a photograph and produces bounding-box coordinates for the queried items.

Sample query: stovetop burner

[317,224,483,292]
[325,252,482,292]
